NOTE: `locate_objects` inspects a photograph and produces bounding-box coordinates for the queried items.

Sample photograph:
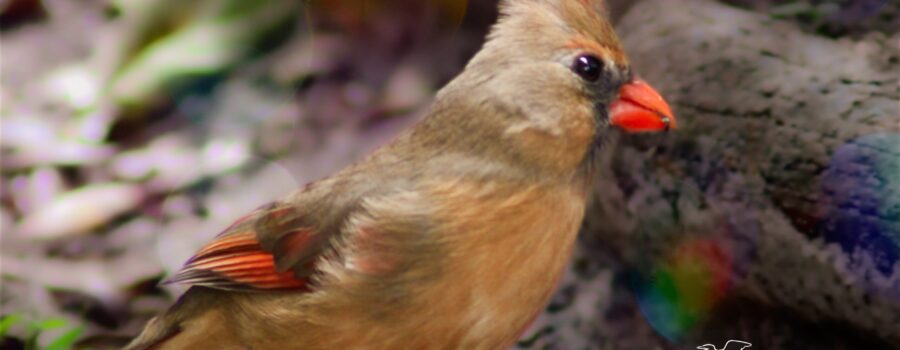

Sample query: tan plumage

[126,0,674,349]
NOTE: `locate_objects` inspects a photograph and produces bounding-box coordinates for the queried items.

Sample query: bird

[697,340,753,350]
[125,0,675,349]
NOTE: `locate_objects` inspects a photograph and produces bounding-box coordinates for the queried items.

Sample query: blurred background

[0,0,897,349]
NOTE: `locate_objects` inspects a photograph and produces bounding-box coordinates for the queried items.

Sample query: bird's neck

[390,77,597,190]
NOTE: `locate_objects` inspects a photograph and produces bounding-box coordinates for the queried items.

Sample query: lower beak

[609,79,675,133]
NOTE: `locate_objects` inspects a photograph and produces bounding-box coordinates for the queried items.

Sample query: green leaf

[44,326,84,350]
[0,314,23,336]
[110,0,299,105]
[32,318,67,331]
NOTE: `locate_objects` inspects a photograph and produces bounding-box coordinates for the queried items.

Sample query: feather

[167,230,310,291]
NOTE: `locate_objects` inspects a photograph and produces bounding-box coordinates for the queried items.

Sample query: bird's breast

[417,180,587,348]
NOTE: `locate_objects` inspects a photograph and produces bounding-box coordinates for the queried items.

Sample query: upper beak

[609,79,676,133]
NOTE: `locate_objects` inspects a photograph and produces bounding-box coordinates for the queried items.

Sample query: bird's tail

[123,312,181,350]
[124,287,242,350]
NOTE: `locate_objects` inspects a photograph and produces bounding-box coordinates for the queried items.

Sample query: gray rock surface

[523,0,899,348]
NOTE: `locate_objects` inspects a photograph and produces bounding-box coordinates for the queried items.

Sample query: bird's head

[428,0,675,176]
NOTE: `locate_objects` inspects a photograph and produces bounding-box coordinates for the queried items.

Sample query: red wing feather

[167,230,310,291]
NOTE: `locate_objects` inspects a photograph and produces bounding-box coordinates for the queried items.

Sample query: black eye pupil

[573,55,602,82]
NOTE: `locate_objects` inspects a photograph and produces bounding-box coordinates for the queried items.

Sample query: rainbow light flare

[632,239,733,340]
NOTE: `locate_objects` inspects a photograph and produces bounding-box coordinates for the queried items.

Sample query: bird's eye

[572,55,603,82]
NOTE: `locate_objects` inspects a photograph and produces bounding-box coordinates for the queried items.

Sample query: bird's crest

[497,0,626,65]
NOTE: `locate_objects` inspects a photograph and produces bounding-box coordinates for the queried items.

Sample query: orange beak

[609,79,676,133]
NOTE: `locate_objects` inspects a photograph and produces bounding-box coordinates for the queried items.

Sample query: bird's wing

[166,185,348,291]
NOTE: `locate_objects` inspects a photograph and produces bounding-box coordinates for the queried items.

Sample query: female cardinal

[126,0,674,349]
